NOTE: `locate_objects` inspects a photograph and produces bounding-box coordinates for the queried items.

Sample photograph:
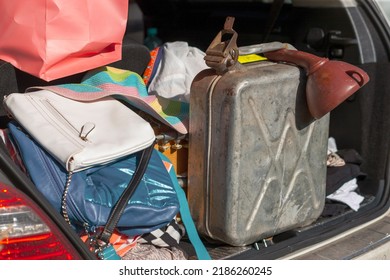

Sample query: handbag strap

[60,143,154,246]
[61,171,74,225]
[60,142,211,259]
[27,70,190,135]
[262,0,285,43]
[96,143,155,245]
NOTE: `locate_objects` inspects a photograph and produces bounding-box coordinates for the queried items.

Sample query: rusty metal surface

[188,60,329,246]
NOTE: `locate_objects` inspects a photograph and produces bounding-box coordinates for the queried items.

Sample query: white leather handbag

[3,89,156,172]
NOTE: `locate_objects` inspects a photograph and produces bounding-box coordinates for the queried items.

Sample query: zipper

[36,97,155,171]
[28,96,86,149]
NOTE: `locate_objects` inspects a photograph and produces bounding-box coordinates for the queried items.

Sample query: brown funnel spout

[264,48,370,119]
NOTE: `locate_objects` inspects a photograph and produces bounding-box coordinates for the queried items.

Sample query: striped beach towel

[27,66,189,134]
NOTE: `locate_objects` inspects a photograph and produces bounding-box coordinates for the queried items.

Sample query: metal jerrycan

[187,18,329,246]
[187,16,369,246]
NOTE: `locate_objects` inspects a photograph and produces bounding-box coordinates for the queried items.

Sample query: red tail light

[0,184,82,260]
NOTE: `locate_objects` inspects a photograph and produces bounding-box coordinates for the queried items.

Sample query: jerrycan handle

[204,16,239,74]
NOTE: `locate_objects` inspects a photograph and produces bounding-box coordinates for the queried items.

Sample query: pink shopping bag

[0,0,128,81]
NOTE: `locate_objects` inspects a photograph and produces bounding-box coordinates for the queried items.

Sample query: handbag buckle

[79,122,95,141]
[83,226,121,260]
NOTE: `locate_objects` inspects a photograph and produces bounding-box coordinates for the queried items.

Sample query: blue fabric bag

[8,121,180,236]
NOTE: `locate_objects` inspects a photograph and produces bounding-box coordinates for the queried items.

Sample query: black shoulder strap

[97,143,155,244]
[262,0,285,43]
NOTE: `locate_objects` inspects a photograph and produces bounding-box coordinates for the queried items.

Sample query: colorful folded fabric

[138,219,185,248]
[28,66,189,135]
[80,230,140,258]
[143,46,164,86]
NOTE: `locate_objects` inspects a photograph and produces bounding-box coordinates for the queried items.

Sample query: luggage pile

[0,14,370,259]
[0,48,210,260]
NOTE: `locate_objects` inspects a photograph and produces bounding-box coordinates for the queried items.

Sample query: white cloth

[327,178,365,211]
[327,136,338,155]
[326,137,364,211]
[148,41,208,103]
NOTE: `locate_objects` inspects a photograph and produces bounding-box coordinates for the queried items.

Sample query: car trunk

[0,0,389,260]
[136,0,390,259]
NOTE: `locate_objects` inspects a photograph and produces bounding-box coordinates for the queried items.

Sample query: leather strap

[262,0,285,43]
[97,143,155,245]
